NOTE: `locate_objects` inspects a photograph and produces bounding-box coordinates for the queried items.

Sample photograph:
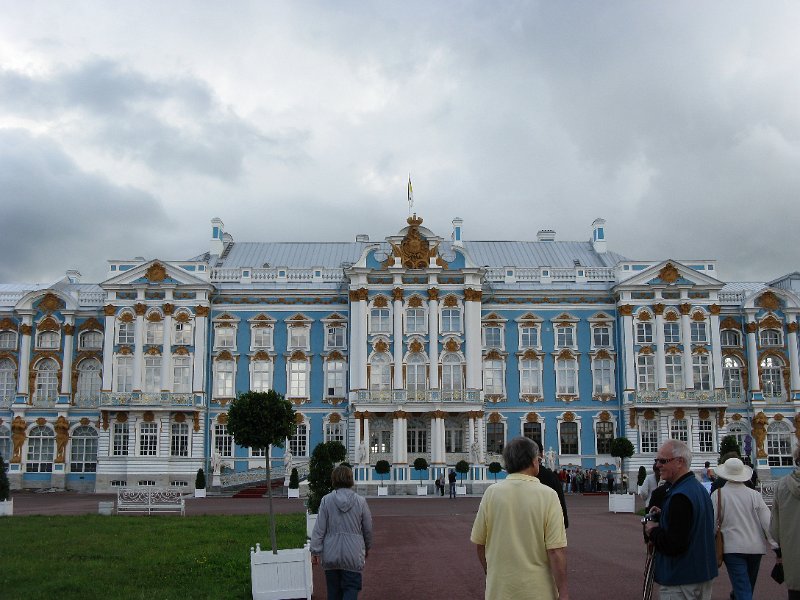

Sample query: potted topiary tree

[226,390,309,600]
[306,441,347,535]
[609,437,635,513]
[0,453,11,517]
[288,467,300,498]
[194,468,206,498]
[375,459,391,496]
[455,459,470,495]
[413,457,429,495]
[488,461,503,482]
[718,435,741,463]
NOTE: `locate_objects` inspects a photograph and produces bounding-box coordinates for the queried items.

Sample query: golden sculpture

[618,304,633,317]
[753,412,768,458]
[757,291,780,311]
[145,262,168,282]
[658,263,680,283]
[11,416,26,462]
[54,416,70,463]
[40,293,63,312]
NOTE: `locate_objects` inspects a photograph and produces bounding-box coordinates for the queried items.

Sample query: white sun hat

[715,457,753,483]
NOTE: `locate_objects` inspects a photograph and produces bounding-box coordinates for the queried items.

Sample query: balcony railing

[100,392,202,408]
[356,389,481,404]
[627,389,728,404]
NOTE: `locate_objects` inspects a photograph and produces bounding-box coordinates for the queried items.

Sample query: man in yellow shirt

[471,436,569,599]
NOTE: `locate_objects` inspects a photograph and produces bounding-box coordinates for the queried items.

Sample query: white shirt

[711,481,777,554]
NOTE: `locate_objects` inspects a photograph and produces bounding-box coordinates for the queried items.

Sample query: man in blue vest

[644,439,718,599]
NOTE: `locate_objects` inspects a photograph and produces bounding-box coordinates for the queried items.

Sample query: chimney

[65,270,81,284]
[452,217,464,247]
[210,218,225,256]
[591,218,607,253]
[355,234,369,242]
[536,229,556,242]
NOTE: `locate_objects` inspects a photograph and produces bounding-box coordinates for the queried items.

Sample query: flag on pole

[407,174,414,214]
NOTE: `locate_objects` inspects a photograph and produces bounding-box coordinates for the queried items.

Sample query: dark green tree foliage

[226,390,296,554]
[488,461,503,481]
[637,466,647,487]
[326,441,347,463]
[195,468,206,490]
[412,457,429,481]
[610,437,635,459]
[455,460,470,483]
[375,460,391,482]
[289,468,299,489]
[0,454,10,501]
[719,435,741,462]
[307,441,340,514]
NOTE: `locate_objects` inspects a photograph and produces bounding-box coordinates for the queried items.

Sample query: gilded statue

[752,412,768,459]
[11,416,26,463]
[55,416,70,463]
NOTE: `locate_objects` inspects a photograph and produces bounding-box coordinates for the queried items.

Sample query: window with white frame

[441,353,463,398]
[520,358,543,396]
[0,330,17,349]
[670,418,688,443]
[250,359,272,392]
[76,359,101,402]
[760,329,782,347]
[483,358,505,395]
[143,356,162,393]
[636,322,653,344]
[139,422,158,456]
[556,356,578,395]
[519,326,539,348]
[172,356,191,393]
[35,358,59,402]
[290,423,308,456]
[214,360,235,397]
[405,307,426,334]
[288,325,310,350]
[117,320,135,345]
[407,422,429,453]
[663,321,681,344]
[250,326,272,350]
[114,355,134,393]
[698,419,714,452]
[720,330,741,347]
[214,423,232,457]
[170,422,189,457]
[444,420,464,452]
[406,353,427,396]
[251,447,266,458]
[0,425,10,462]
[596,421,614,454]
[0,358,17,401]
[288,360,309,398]
[767,421,794,466]
[145,320,164,345]
[174,320,193,345]
[70,426,98,472]
[690,321,708,344]
[441,308,461,333]
[37,330,60,349]
[325,421,345,444]
[692,354,712,391]
[593,325,611,348]
[555,325,575,348]
[727,423,746,454]
[722,357,743,400]
[486,421,505,454]
[592,358,614,395]
[637,355,656,392]
[761,356,784,398]
[370,308,391,333]
[559,421,578,455]
[370,428,392,453]
[112,422,129,456]
[214,325,235,350]
[522,422,542,450]
[79,330,103,350]
[26,426,54,472]
[483,326,503,349]
[369,353,392,391]
[326,325,346,349]
[640,418,659,453]
[665,354,683,391]
[325,360,346,397]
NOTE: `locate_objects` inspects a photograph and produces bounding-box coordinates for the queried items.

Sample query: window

[592,358,614,395]
[761,356,784,398]
[445,421,463,452]
[288,325,309,350]
[172,356,191,393]
[593,326,611,348]
[407,424,428,454]
[251,447,266,458]
[325,360,346,397]
[70,426,98,472]
[35,358,59,402]
[138,480,156,487]
[145,320,164,345]
[483,327,502,349]
[251,360,272,392]
[698,419,714,453]
[556,326,575,348]
[0,359,16,401]
[692,355,712,391]
[215,326,235,349]
[370,308,391,333]
[174,321,193,345]
[250,326,272,350]
[76,359,101,402]
[637,355,655,392]
[117,321,135,345]
[441,309,461,333]
[114,356,134,393]
[559,422,578,455]
[640,419,659,453]
[520,359,543,396]
[289,423,307,456]
[727,424,746,454]
[369,353,392,391]
[441,353,463,399]
[522,422,542,450]
[723,357,743,400]
[112,423,129,456]
[663,322,681,344]
[325,422,345,444]
[670,419,688,443]
[143,356,162,393]
[405,308,426,334]
[139,422,158,456]
[486,422,505,454]
[665,354,683,391]
[79,330,102,350]
[0,330,16,349]
[556,357,578,395]
[288,360,308,398]
[690,321,708,343]
[483,359,504,395]
[26,426,54,472]
[760,329,782,347]
[326,326,346,349]
[596,421,614,454]
[720,330,741,347]
[636,322,653,344]
[520,326,539,348]
[214,424,232,457]
[214,360,234,397]
[37,330,60,349]
[406,353,427,397]
[767,422,794,466]
[170,423,189,457]
[370,429,392,454]
[0,426,11,463]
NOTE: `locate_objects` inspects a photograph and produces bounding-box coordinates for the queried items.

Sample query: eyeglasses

[654,457,678,465]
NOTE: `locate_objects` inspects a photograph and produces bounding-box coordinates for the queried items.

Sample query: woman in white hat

[710,457,778,600]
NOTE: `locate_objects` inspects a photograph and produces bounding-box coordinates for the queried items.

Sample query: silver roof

[196,242,371,269]
[719,281,766,293]
[463,241,626,268]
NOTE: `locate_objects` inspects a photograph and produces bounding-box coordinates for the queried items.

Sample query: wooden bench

[116,487,186,516]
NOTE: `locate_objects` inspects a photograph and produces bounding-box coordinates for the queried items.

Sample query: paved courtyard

[11,491,783,599]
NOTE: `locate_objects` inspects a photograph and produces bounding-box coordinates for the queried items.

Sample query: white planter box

[608,493,636,513]
[98,501,114,516]
[306,512,317,538]
[194,489,206,498]
[377,486,389,496]
[250,543,312,600]
[0,499,12,517]
[416,485,428,496]
[456,485,467,496]
[287,488,300,498]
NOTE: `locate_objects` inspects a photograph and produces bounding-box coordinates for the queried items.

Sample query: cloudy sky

[1,2,799,285]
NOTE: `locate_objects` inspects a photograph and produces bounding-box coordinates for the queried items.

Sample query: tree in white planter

[413,457,429,490]
[488,461,503,482]
[455,460,470,484]
[375,460,391,485]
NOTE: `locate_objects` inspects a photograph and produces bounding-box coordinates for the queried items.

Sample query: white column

[621,308,635,391]
[161,312,173,392]
[393,290,404,389]
[746,319,760,392]
[132,306,146,391]
[787,316,800,394]
[709,308,723,390]
[428,290,439,389]
[464,290,482,390]
[352,413,362,461]
[348,290,368,391]
[17,314,33,395]
[680,305,694,389]
[102,309,115,391]
[433,413,445,464]
[393,412,407,464]
[654,308,667,390]
[362,417,370,465]
[467,414,476,459]
[60,315,75,394]
[476,415,486,463]
[193,308,208,393]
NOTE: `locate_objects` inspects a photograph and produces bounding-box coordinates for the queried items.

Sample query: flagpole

[407,174,413,216]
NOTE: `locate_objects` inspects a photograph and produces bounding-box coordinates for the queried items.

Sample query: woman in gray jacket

[311,465,373,599]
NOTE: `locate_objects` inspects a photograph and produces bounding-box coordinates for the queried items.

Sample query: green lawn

[0,513,307,600]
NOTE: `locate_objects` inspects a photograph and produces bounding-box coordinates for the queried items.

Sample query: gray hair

[662,439,692,465]
[503,437,539,474]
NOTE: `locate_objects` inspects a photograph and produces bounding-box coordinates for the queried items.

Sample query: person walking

[770,444,800,600]
[311,465,373,600]
[639,462,662,507]
[436,473,445,496]
[448,469,457,499]
[607,470,615,494]
[711,457,777,600]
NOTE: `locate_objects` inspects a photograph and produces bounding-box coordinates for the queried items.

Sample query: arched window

[406,353,427,399]
[26,425,54,472]
[35,358,59,403]
[70,426,98,472]
[692,354,712,391]
[760,329,782,347]
[76,359,102,403]
[665,354,683,391]
[0,358,16,401]
[79,330,103,350]
[369,353,391,392]
[722,356,743,400]
[637,355,655,392]
[0,330,17,349]
[559,421,579,455]
[761,356,784,399]
[720,330,741,347]
[767,421,794,466]
[36,330,60,349]
[441,353,463,399]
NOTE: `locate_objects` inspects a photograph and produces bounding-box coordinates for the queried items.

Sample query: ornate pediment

[383,215,448,270]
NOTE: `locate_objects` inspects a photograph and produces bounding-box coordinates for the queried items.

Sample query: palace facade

[1,215,798,493]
